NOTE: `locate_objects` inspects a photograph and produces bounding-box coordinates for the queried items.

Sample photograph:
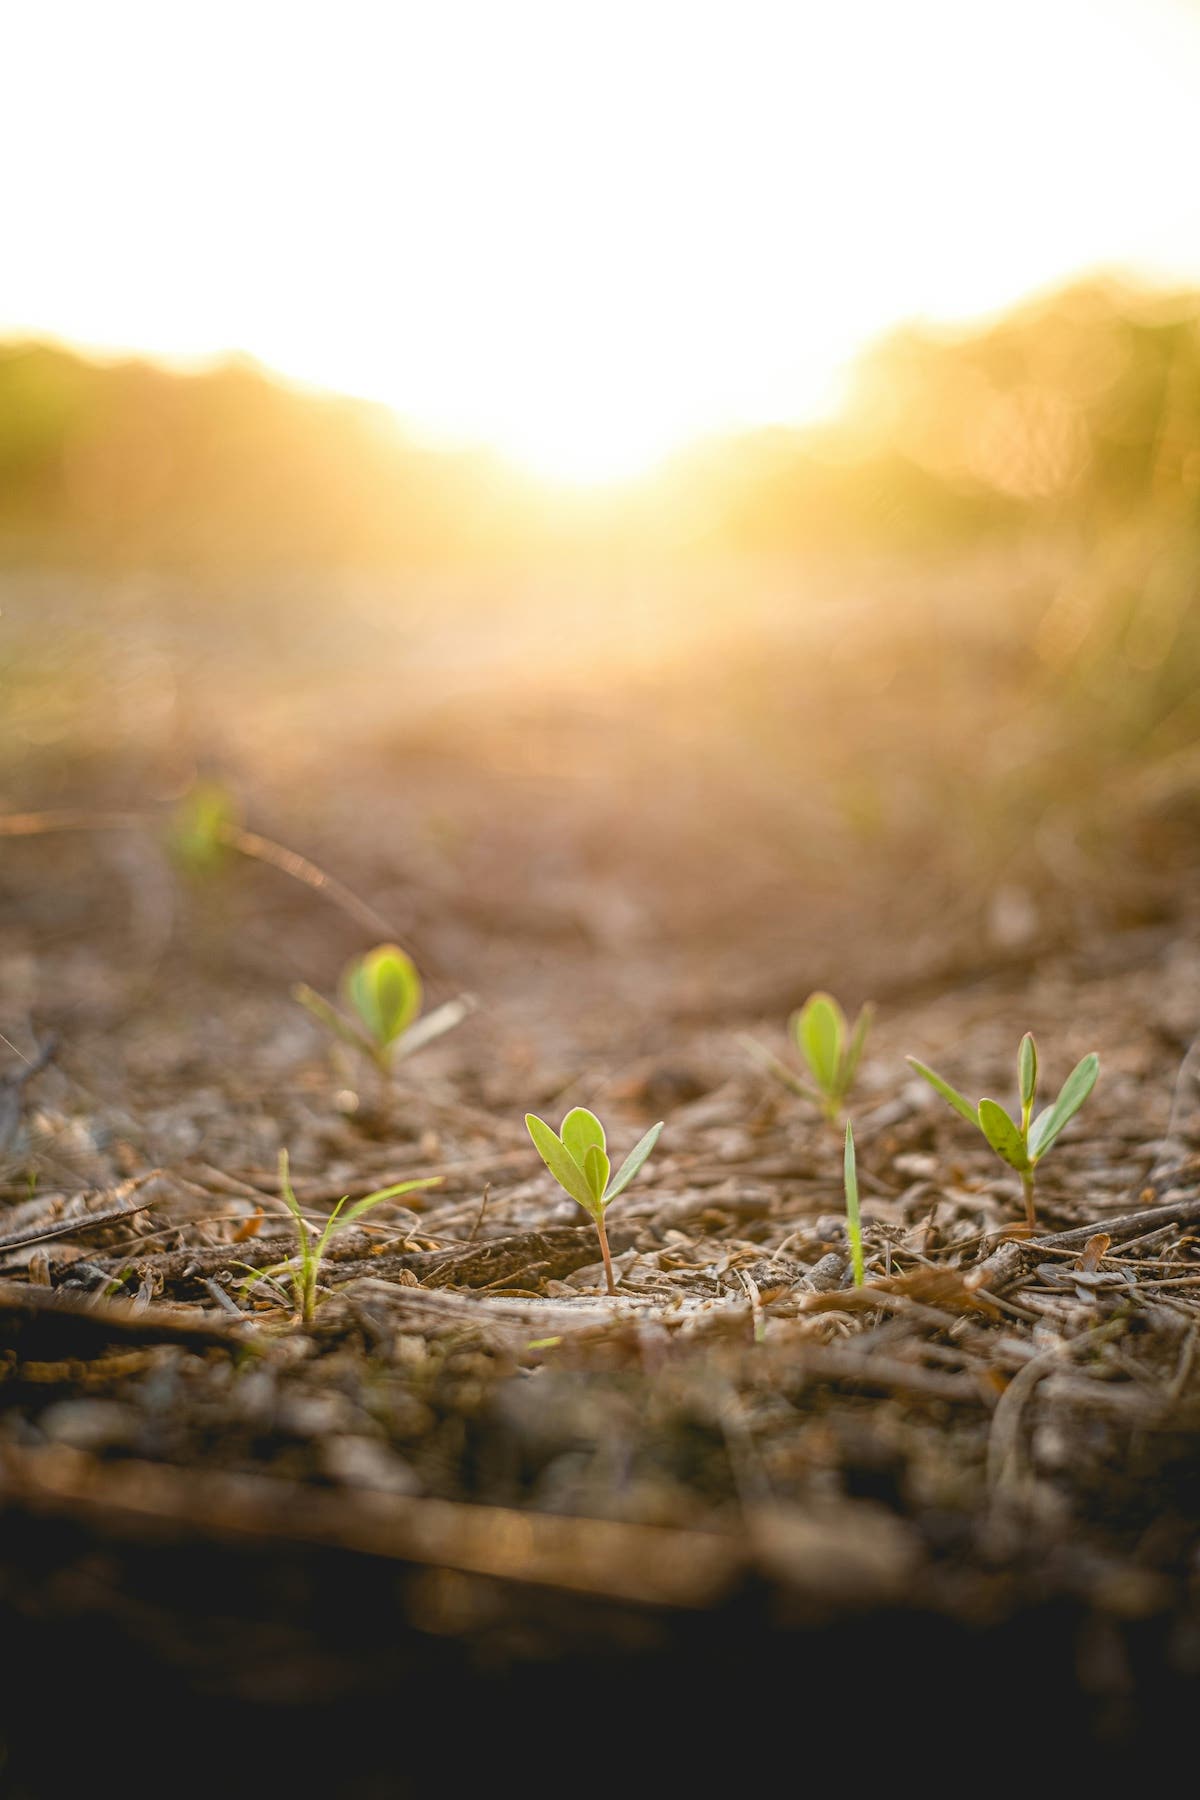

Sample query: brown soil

[2,576,1199,1788]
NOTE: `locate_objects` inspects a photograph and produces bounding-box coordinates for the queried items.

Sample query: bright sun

[4,0,1200,484]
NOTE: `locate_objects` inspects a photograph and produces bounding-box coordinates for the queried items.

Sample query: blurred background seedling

[525,1107,662,1295]
[908,1032,1099,1231]
[742,990,872,1123]
[237,1148,441,1324]
[164,780,240,876]
[295,942,475,1077]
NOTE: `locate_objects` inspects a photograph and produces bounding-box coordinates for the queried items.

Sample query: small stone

[277,1393,358,1437]
[321,1436,422,1495]
[39,1400,140,1451]
[806,1252,847,1292]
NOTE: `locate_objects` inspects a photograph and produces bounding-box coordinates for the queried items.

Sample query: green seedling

[239,1149,441,1324]
[907,1033,1099,1231]
[843,1120,864,1287]
[165,780,238,875]
[295,942,473,1076]
[524,1107,663,1295]
[742,990,872,1123]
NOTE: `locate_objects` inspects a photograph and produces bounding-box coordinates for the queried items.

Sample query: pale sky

[4,0,1200,478]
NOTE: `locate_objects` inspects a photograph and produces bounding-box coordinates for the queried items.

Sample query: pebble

[39,1399,140,1451]
[321,1435,423,1495]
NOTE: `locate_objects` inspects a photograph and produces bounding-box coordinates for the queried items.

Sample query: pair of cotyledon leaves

[328,943,475,1063]
[791,991,872,1113]
[525,1108,663,1221]
[908,1033,1099,1173]
[346,944,422,1047]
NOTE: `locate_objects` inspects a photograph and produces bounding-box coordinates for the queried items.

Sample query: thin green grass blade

[794,993,844,1095]
[234,1261,295,1308]
[977,1098,1031,1172]
[278,1149,300,1220]
[844,1121,864,1288]
[906,1058,980,1128]
[314,1196,347,1265]
[838,1003,873,1098]
[1029,1053,1100,1160]
[525,1114,597,1212]
[561,1107,606,1169]
[339,1175,443,1227]
[604,1121,664,1203]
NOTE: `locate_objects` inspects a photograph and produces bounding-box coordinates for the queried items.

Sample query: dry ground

[1,567,1199,1786]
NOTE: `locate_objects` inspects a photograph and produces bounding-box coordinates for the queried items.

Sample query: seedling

[524,1107,663,1295]
[907,1033,1099,1231]
[295,943,473,1076]
[239,1149,441,1324]
[742,991,872,1123]
[166,781,238,875]
[843,1121,864,1287]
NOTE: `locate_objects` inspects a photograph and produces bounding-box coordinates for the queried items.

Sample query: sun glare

[4,0,1200,483]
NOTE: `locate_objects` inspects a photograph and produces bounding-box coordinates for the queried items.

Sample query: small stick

[467,1183,491,1245]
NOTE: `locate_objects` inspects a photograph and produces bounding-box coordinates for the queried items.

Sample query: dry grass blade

[0,1196,159,1254]
[0,1173,164,1253]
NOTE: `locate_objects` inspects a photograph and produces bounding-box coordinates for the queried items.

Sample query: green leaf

[977,1098,1031,1172]
[345,945,422,1048]
[340,1175,443,1227]
[561,1107,606,1170]
[794,993,844,1096]
[843,1121,864,1288]
[314,1195,349,1265]
[583,1144,611,1205]
[525,1113,598,1214]
[277,1148,300,1222]
[1018,1033,1038,1110]
[604,1121,664,1203]
[1028,1053,1100,1161]
[906,1058,980,1128]
[838,1002,873,1097]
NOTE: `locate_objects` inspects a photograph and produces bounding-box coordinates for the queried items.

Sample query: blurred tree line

[0,279,1197,571]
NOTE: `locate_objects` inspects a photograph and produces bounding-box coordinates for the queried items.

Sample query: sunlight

[386,349,851,485]
[4,0,1200,481]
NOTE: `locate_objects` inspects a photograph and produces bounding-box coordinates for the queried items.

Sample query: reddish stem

[595,1213,617,1296]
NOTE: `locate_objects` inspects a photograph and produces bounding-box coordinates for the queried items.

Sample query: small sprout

[524,1107,663,1295]
[165,780,238,875]
[239,1148,441,1324]
[295,943,473,1076]
[346,943,422,1051]
[907,1032,1099,1231]
[741,991,872,1123]
[843,1121,864,1287]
